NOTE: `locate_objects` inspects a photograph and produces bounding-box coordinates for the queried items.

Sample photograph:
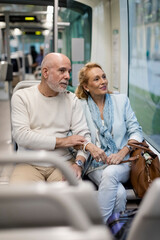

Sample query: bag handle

[123,141,156,163]
[122,141,147,163]
[128,141,149,151]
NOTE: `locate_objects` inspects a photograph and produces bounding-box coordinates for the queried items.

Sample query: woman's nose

[101,77,108,84]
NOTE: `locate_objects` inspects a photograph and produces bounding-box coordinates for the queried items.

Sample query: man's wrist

[75,159,84,170]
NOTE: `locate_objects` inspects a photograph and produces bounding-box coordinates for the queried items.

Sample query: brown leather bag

[124,141,160,198]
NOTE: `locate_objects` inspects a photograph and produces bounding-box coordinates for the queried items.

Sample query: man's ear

[42,67,48,79]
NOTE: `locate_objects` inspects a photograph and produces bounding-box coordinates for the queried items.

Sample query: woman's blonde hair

[75,62,102,99]
[75,62,111,99]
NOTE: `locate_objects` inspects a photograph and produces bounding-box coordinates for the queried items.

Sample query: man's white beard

[47,80,67,93]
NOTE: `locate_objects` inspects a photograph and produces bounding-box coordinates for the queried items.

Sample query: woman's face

[83,67,108,97]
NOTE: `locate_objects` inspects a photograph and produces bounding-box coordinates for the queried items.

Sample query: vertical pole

[5,12,13,143]
[5,12,11,64]
[5,12,12,100]
[21,29,25,80]
[53,0,58,52]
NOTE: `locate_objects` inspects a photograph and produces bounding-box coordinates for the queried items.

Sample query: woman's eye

[94,77,99,81]
[102,74,106,79]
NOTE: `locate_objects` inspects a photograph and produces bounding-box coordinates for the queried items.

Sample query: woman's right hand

[85,143,107,163]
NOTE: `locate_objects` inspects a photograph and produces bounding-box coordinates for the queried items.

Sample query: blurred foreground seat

[0,151,112,240]
[127,178,160,240]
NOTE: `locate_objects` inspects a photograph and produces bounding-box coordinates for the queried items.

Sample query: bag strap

[123,141,157,163]
[128,141,149,151]
[123,156,139,163]
[122,141,147,163]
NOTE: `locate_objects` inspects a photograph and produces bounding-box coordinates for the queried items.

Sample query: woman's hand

[107,153,124,165]
[86,143,107,163]
[107,146,129,165]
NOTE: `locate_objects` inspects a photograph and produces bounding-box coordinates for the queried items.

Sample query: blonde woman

[76,62,143,224]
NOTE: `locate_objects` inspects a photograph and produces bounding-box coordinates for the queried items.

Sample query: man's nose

[64,71,70,79]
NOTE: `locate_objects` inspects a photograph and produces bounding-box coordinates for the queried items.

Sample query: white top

[11,85,91,166]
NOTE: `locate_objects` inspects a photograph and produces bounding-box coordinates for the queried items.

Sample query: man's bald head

[41,53,71,69]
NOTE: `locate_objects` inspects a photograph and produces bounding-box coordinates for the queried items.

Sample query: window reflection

[128,0,160,151]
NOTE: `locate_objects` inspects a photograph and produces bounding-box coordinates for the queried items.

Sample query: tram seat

[10,80,139,201]
[34,65,41,80]
[0,151,112,240]
[11,52,23,87]
[13,79,40,94]
[127,178,160,240]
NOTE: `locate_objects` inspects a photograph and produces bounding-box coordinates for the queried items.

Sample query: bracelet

[83,141,90,154]
[125,144,133,152]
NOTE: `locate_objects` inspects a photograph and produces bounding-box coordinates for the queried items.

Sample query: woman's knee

[102,166,118,182]
[102,164,130,183]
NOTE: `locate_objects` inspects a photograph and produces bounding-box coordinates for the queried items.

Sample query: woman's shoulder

[110,92,128,101]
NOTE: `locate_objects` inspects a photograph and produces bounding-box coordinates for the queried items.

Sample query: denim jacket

[81,94,143,173]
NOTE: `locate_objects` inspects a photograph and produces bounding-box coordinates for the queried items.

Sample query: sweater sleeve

[11,92,56,150]
[70,97,91,159]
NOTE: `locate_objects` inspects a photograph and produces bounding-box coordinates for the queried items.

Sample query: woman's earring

[86,90,89,92]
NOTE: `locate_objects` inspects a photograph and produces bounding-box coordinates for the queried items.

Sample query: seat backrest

[127,178,160,240]
[13,80,40,94]
[0,182,91,230]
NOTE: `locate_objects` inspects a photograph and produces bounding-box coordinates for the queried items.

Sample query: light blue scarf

[88,94,118,158]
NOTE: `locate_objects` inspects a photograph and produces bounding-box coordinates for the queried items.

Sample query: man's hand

[71,164,82,179]
[56,135,86,148]
[86,143,108,163]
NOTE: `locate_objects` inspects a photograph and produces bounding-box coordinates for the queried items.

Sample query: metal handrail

[0,151,78,186]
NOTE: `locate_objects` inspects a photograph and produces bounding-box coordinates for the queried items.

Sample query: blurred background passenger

[30,45,38,73]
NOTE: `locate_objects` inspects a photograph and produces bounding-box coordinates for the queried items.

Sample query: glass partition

[128,0,160,151]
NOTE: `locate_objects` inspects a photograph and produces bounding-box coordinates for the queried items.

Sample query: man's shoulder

[14,85,37,95]
[12,85,37,102]
[63,90,77,100]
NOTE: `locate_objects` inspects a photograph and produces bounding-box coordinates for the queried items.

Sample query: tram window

[128,0,160,152]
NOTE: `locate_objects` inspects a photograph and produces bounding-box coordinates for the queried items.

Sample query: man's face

[46,57,71,93]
